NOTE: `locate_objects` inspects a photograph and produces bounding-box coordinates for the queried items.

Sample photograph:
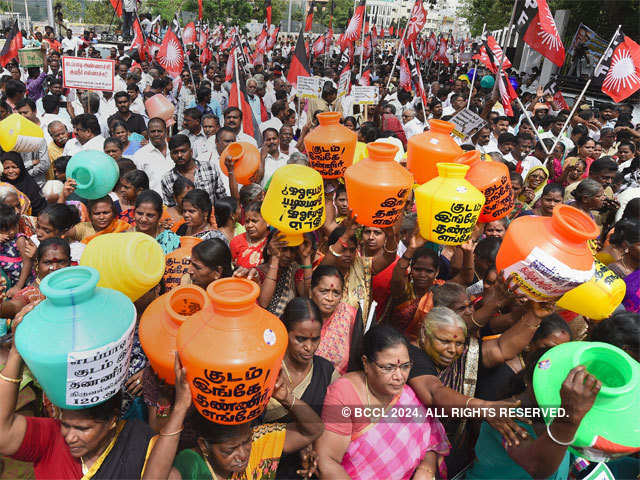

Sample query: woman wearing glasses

[316,325,450,480]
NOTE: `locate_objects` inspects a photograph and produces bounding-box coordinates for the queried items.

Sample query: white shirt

[261,150,288,188]
[62,134,106,157]
[260,116,283,134]
[263,91,277,112]
[403,118,424,140]
[236,131,258,147]
[616,187,640,222]
[41,113,72,143]
[132,142,174,195]
[179,128,211,160]
[205,148,231,196]
[61,36,82,54]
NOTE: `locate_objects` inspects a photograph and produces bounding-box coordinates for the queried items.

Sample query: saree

[343,255,373,325]
[173,423,286,480]
[79,219,130,244]
[259,263,298,318]
[517,166,549,208]
[341,385,450,480]
[315,302,360,374]
[396,279,445,342]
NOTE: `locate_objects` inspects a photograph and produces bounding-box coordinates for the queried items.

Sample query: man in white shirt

[179,108,212,160]
[260,100,287,134]
[223,107,258,146]
[205,126,237,196]
[402,108,424,140]
[132,118,174,195]
[259,128,287,188]
[40,95,72,142]
[245,78,262,124]
[61,30,82,55]
[63,114,106,156]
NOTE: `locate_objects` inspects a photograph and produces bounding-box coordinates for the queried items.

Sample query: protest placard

[450,108,486,139]
[62,56,116,92]
[297,76,322,99]
[352,86,379,105]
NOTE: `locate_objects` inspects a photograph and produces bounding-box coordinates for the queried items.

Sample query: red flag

[359,63,371,86]
[311,35,325,56]
[473,45,495,72]
[110,0,122,17]
[515,0,564,67]
[0,21,23,67]
[198,0,203,20]
[362,33,372,60]
[255,26,268,53]
[427,32,437,56]
[399,56,411,91]
[497,73,517,116]
[225,47,235,81]
[404,0,427,47]
[552,91,569,110]
[265,0,272,26]
[596,32,640,103]
[305,0,315,32]
[434,36,449,65]
[229,51,262,144]
[343,0,366,48]
[267,26,280,50]
[200,47,212,65]
[486,35,512,70]
[127,16,148,61]
[287,27,311,87]
[197,28,208,49]
[182,22,196,45]
[157,29,184,78]
[371,25,378,48]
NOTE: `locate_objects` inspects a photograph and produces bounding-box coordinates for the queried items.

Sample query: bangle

[0,372,22,384]
[265,275,278,282]
[159,427,184,436]
[299,264,312,270]
[328,245,342,257]
[546,421,575,446]
[465,397,474,408]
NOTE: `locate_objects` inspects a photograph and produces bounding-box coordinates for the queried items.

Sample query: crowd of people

[0,20,638,480]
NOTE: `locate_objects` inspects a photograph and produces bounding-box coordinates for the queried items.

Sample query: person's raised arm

[141,353,191,479]
[505,366,599,478]
[390,228,425,299]
[320,210,358,268]
[257,233,287,308]
[223,155,239,200]
[0,304,36,456]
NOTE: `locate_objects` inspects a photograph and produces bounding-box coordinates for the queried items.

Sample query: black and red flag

[126,15,148,61]
[497,72,518,116]
[287,26,311,87]
[473,45,494,72]
[265,0,272,26]
[229,51,263,145]
[596,31,640,103]
[485,35,512,71]
[403,0,427,48]
[515,0,564,67]
[109,0,122,17]
[0,21,22,67]
[342,0,366,49]
[305,0,316,33]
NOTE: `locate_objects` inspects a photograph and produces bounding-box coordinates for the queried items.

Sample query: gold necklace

[281,359,293,383]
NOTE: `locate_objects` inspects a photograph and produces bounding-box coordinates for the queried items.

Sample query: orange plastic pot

[144,94,175,127]
[496,204,600,302]
[303,112,357,178]
[457,151,514,223]
[407,119,463,184]
[139,285,213,385]
[344,142,414,227]
[177,278,287,424]
[163,236,202,291]
[219,142,260,185]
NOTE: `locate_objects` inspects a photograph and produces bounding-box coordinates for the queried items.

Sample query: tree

[60,0,121,25]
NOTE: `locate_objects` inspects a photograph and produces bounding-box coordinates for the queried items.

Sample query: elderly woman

[568,178,606,219]
[517,166,549,209]
[407,288,555,475]
[317,325,450,480]
[0,184,36,236]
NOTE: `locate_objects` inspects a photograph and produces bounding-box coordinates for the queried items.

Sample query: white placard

[297,76,322,99]
[65,319,135,407]
[450,108,486,139]
[351,85,379,105]
[62,56,116,92]
[337,69,350,98]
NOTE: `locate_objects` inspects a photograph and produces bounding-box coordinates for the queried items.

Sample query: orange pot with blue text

[344,142,414,227]
[177,278,287,424]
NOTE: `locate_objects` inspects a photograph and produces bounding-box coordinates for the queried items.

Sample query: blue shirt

[187,98,222,121]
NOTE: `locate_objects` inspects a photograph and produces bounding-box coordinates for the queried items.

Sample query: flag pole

[233,48,245,135]
[495,0,517,82]
[411,44,427,124]
[516,97,551,155]
[547,24,621,158]
[385,19,409,90]
[358,2,367,78]
[466,23,486,109]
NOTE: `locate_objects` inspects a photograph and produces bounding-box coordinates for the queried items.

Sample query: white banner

[297,76,322,99]
[352,85,379,105]
[62,56,116,92]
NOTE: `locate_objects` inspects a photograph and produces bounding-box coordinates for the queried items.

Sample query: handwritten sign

[297,76,322,99]
[62,56,116,92]
[66,320,135,407]
[450,108,486,139]
[351,85,379,105]
[337,69,350,98]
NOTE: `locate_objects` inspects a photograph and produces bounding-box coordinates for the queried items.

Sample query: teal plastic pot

[15,266,136,409]
[66,150,119,200]
[533,342,640,461]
